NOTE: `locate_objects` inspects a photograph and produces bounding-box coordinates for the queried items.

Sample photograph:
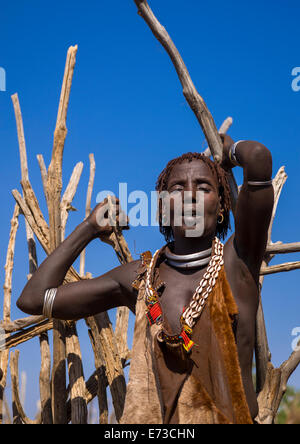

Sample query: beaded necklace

[144,237,224,353]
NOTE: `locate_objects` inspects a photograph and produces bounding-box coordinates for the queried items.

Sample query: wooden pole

[133,0,238,210]
[46,45,78,424]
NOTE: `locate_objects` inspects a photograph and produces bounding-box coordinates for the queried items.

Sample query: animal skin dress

[120,246,253,424]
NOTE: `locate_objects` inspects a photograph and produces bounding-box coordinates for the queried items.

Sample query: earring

[217,212,224,224]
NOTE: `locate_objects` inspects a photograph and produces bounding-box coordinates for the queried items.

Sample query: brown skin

[17,137,274,420]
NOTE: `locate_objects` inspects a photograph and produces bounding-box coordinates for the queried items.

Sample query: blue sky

[0,0,300,418]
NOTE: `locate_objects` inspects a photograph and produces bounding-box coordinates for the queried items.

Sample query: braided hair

[155,152,232,242]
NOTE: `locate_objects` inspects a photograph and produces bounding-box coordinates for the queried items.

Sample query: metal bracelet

[247,180,273,186]
[42,288,57,319]
[229,140,245,166]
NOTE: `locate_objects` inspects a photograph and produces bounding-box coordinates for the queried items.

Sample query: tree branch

[80,154,96,277]
[133,0,238,209]
[61,161,84,241]
[10,350,42,424]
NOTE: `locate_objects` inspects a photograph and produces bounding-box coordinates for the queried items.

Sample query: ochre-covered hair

[155,152,231,242]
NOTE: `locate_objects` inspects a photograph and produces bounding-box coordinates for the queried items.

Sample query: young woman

[17,135,274,424]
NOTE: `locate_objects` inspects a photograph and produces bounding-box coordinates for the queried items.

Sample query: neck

[172,234,215,255]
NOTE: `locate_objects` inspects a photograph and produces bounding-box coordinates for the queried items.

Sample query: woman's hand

[219,133,236,171]
[87,197,130,243]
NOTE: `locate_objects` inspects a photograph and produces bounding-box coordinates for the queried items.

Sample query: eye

[197,184,211,192]
[170,185,184,193]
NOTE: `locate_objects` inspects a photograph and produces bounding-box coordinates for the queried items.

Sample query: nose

[184,182,198,203]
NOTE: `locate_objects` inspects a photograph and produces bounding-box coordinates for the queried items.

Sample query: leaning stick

[255,167,288,394]
[11,93,38,278]
[11,95,52,422]
[61,161,84,241]
[256,340,300,424]
[45,45,78,424]
[133,0,238,208]
[12,189,81,284]
[0,315,45,333]
[86,314,126,423]
[260,261,300,276]
[39,332,52,424]
[36,154,48,201]
[1,192,20,424]
[105,196,132,362]
[266,242,300,255]
[65,322,88,424]
[3,320,53,351]
[87,326,109,424]
[3,204,20,323]
[10,350,42,424]
[204,117,234,157]
[80,154,96,277]
[0,350,10,424]
[46,45,78,249]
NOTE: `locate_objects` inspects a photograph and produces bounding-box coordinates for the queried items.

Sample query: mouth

[182,205,202,217]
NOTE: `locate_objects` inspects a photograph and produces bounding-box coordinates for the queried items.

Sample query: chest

[157,263,207,334]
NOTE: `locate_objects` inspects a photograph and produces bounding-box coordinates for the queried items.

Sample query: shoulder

[105,252,153,312]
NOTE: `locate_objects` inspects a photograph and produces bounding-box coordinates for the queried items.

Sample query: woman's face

[164,159,221,240]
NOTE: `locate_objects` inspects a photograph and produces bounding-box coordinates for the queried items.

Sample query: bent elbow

[16,292,42,316]
[247,143,272,180]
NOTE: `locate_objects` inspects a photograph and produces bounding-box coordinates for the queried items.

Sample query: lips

[181,205,203,217]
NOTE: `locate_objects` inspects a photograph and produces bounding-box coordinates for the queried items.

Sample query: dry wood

[21,178,50,247]
[12,190,81,283]
[0,350,10,424]
[3,320,53,350]
[0,315,45,333]
[2,203,20,423]
[133,0,239,209]
[61,162,84,241]
[255,167,287,394]
[65,322,87,424]
[260,261,300,275]
[86,314,126,423]
[66,369,108,423]
[255,167,288,399]
[266,242,300,254]
[46,44,78,250]
[10,350,42,424]
[256,340,300,424]
[46,45,78,425]
[12,94,55,424]
[12,189,49,250]
[115,309,130,365]
[204,117,233,157]
[134,0,222,162]
[80,154,96,277]
[3,393,12,424]
[37,154,48,201]
[3,204,20,323]
[100,196,133,362]
[39,333,52,424]
[87,327,108,424]
[11,93,38,278]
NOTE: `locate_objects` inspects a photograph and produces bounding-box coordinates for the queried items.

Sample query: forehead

[168,159,217,185]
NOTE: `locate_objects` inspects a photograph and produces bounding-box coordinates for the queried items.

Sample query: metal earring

[218,212,224,224]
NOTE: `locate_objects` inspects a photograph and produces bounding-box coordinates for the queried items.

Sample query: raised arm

[221,135,274,279]
[17,199,139,320]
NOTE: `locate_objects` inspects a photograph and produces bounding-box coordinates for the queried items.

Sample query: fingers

[93,197,129,231]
